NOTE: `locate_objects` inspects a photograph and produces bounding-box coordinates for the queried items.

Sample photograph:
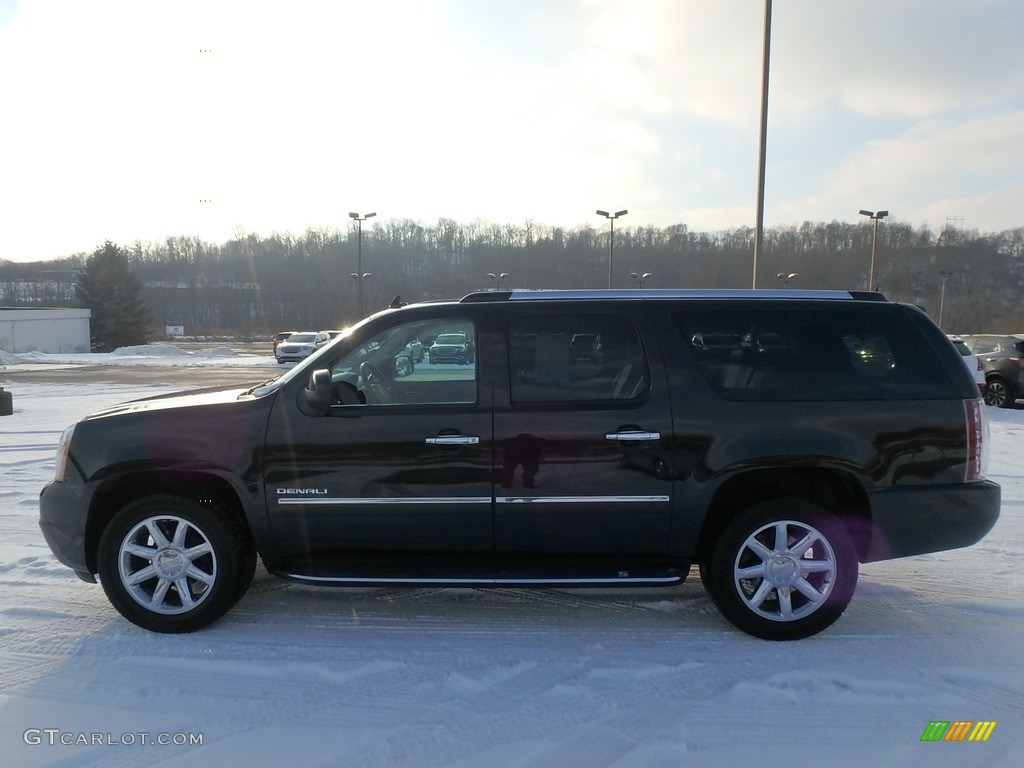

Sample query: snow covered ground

[1,348,1022,767]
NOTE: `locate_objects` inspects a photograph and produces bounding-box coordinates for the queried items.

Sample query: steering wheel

[359,361,395,404]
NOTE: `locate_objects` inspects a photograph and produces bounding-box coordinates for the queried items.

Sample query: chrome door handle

[605,430,661,442]
[425,435,480,445]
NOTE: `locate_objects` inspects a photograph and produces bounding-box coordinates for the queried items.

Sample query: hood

[81,384,258,421]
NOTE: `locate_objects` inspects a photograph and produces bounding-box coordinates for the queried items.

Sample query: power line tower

[938,216,965,247]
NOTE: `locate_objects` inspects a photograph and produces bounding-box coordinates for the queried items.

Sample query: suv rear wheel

[705,499,858,640]
[97,495,256,633]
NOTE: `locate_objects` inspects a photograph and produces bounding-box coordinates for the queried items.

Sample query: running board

[282,573,683,586]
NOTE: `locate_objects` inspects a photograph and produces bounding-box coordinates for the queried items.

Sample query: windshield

[435,334,466,345]
[286,333,317,344]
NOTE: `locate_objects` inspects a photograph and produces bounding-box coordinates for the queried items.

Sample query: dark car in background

[961,334,1024,407]
[427,332,474,364]
[272,331,296,355]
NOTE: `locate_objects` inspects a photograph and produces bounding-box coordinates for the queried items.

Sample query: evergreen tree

[75,241,152,352]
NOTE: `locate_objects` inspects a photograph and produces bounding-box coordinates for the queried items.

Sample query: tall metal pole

[938,270,953,327]
[753,0,772,289]
[859,209,888,291]
[596,209,628,289]
[349,211,376,317]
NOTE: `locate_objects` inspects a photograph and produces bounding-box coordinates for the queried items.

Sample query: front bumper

[39,480,95,577]
[863,479,1000,562]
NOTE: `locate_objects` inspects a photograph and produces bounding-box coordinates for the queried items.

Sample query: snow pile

[110,344,192,357]
[107,344,241,358]
[0,349,20,365]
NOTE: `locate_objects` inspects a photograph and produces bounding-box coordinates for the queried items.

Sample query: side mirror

[299,369,332,416]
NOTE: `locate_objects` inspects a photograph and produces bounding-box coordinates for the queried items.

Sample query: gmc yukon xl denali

[39,290,1000,640]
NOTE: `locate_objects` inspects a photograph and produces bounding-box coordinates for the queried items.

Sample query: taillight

[964,399,988,482]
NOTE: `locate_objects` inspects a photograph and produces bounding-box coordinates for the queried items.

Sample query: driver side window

[329,317,478,407]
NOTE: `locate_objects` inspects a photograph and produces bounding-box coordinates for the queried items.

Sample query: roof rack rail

[460,289,887,303]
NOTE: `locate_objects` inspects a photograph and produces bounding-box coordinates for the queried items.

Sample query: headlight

[54,424,75,481]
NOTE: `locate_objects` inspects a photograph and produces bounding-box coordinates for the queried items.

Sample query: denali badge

[276,488,328,495]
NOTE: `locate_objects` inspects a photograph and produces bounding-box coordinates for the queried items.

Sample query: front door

[265,313,494,579]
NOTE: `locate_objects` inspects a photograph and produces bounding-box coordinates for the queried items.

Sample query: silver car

[276,331,331,363]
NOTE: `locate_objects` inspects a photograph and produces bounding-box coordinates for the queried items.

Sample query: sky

[1,0,1023,263]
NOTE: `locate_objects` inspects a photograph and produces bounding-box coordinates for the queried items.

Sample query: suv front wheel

[97,495,256,633]
[705,499,858,640]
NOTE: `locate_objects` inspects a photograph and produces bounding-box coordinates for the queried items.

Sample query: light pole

[486,272,509,290]
[753,0,773,289]
[776,271,797,288]
[349,211,376,317]
[938,270,953,328]
[596,209,628,289]
[859,209,888,291]
[629,271,652,288]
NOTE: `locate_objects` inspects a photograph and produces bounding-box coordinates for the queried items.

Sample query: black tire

[704,499,858,640]
[985,377,1012,408]
[97,495,256,633]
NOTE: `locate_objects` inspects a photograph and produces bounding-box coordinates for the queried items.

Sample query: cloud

[777,109,1024,229]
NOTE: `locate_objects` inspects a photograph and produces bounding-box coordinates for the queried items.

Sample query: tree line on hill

[2,218,1023,343]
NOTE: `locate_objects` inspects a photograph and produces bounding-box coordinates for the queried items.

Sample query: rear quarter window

[674,306,961,401]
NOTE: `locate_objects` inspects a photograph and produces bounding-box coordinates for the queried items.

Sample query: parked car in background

[961,334,1024,408]
[569,333,603,364]
[427,332,474,364]
[405,338,424,362]
[947,335,986,396]
[272,331,296,355]
[275,331,331,364]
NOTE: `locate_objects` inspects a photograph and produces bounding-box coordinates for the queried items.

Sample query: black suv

[39,290,999,640]
[961,334,1024,408]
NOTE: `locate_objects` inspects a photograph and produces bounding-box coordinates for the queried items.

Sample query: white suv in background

[275,331,331,363]
[948,335,986,396]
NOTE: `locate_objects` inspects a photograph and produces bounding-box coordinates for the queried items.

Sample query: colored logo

[921,721,996,742]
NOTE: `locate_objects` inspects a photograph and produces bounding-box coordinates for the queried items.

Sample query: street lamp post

[486,272,509,290]
[859,209,889,291]
[776,271,797,288]
[349,211,376,318]
[938,270,953,328]
[753,0,773,289]
[596,209,628,289]
[629,271,652,288]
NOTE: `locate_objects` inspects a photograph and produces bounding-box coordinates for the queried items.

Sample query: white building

[0,308,92,353]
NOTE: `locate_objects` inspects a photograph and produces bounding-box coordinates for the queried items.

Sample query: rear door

[491,304,676,580]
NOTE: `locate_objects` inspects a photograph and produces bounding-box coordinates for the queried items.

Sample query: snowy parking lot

[1,347,1022,767]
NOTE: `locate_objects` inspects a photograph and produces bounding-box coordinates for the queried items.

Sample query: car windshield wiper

[242,377,280,396]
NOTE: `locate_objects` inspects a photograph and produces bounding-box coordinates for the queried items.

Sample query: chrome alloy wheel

[118,515,218,615]
[732,519,838,622]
